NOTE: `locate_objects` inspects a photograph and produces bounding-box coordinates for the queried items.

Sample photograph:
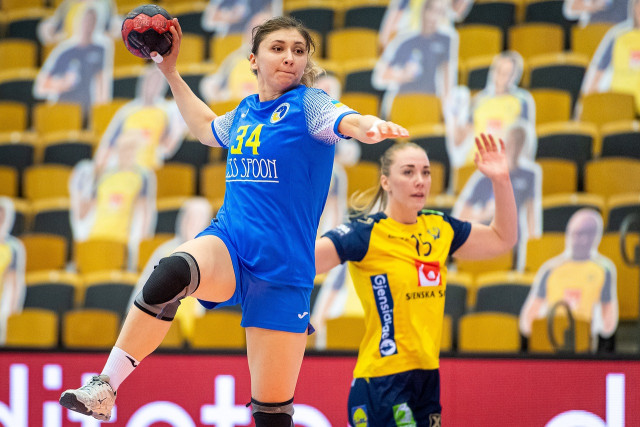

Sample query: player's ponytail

[350,142,427,218]
[250,15,323,87]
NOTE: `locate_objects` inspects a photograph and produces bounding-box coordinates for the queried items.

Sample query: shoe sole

[59,392,110,421]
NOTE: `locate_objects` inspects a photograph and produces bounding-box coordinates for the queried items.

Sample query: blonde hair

[350,142,427,218]
[250,16,323,87]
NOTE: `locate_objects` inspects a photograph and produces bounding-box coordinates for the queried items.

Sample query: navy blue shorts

[195,220,313,333]
[348,369,442,427]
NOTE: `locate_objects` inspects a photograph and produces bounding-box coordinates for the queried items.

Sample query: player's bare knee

[134,252,200,321]
[251,397,294,427]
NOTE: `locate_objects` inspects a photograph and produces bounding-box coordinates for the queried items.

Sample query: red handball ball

[121,4,174,59]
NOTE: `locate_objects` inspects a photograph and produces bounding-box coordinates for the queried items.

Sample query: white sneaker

[59,375,116,421]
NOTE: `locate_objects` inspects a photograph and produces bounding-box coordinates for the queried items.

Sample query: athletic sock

[101,346,140,391]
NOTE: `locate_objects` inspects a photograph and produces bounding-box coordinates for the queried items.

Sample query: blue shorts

[195,220,313,334]
[348,369,442,427]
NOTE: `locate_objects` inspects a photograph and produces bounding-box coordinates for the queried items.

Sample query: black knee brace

[251,397,294,427]
[134,252,200,321]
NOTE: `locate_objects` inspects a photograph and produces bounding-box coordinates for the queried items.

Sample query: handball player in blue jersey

[59,15,409,425]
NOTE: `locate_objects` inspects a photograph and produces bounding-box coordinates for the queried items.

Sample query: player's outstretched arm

[151,19,219,147]
[338,114,409,144]
[454,133,518,260]
[315,237,342,275]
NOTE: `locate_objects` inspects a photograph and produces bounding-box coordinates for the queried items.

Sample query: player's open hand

[151,18,181,73]
[474,133,509,181]
[364,119,409,143]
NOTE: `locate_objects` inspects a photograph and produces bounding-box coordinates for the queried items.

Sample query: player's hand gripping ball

[121,4,174,60]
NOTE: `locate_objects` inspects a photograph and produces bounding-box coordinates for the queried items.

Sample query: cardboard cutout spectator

[200,11,273,103]
[564,0,629,26]
[453,121,542,271]
[452,51,536,168]
[69,133,156,270]
[581,0,640,113]
[373,0,459,123]
[0,198,26,345]
[34,4,114,116]
[94,66,187,174]
[520,209,618,350]
[201,0,281,37]
[379,0,473,48]
[37,0,119,46]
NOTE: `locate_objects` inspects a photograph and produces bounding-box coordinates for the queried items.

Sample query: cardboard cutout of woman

[0,198,26,345]
[451,51,537,168]
[580,0,640,113]
[94,66,187,175]
[453,121,542,271]
[34,4,114,116]
[520,209,619,351]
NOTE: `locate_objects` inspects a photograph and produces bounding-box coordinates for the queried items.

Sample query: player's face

[251,28,308,97]
[383,147,431,220]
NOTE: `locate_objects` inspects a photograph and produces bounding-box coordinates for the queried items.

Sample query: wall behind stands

[0,352,639,426]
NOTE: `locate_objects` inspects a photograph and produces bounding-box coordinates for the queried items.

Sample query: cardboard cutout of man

[34,4,113,116]
[0,198,26,345]
[520,209,619,350]
[201,0,281,37]
[37,0,119,46]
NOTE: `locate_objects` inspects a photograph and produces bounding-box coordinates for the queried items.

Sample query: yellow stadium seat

[0,101,28,132]
[525,232,566,273]
[585,158,640,198]
[340,93,379,117]
[62,309,120,349]
[23,164,72,201]
[33,103,83,135]
[599,120,640,159]
[599,232,639,321]
[429,160,446,196]
[137,233,174,271]
[536,120,598,166]
[6,309,58,348]
[455,251,514,276]
[75,239,128,274]
[508,23,564,61]
[189,311,245,349]
[0,166,19,197]
[155,163,197,198]
[458,24,503,63]
[25,269,82,310]
[529,316,591,353]
[0,39,37,71]
[459,54,493,88]
[177,34,206,66]
[571,23,612,59]
[388,93,442,128]
[345,161,379,200]
[326,28,378,62]
[441,314,453,352]
[530,89,572,125]
[452,163,476,195]
[326,315,365,351]
[114,40,146,68]
[606,193,640,232]
[537,159,577,195]
[474,271,534,315]
[90,100,129,137]
[20,233,67,272]
[579,92,636,128]
[458,312,521,353]
[210,34,244,65]
[200,163,227,204]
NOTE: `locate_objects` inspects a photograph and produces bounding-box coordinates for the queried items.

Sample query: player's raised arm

[338,114,409,144]
[454,133,518,260]
[151,19,219,147]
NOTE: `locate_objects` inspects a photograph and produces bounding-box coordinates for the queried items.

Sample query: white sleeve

[211,107,238,148]
[303,88,358,145]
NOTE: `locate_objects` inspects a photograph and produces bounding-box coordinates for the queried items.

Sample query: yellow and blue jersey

[536,256,614,322]
[324,210,471,378]
[211,85,358,287]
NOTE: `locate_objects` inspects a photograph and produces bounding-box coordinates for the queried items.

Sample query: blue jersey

[211,85,358,287]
